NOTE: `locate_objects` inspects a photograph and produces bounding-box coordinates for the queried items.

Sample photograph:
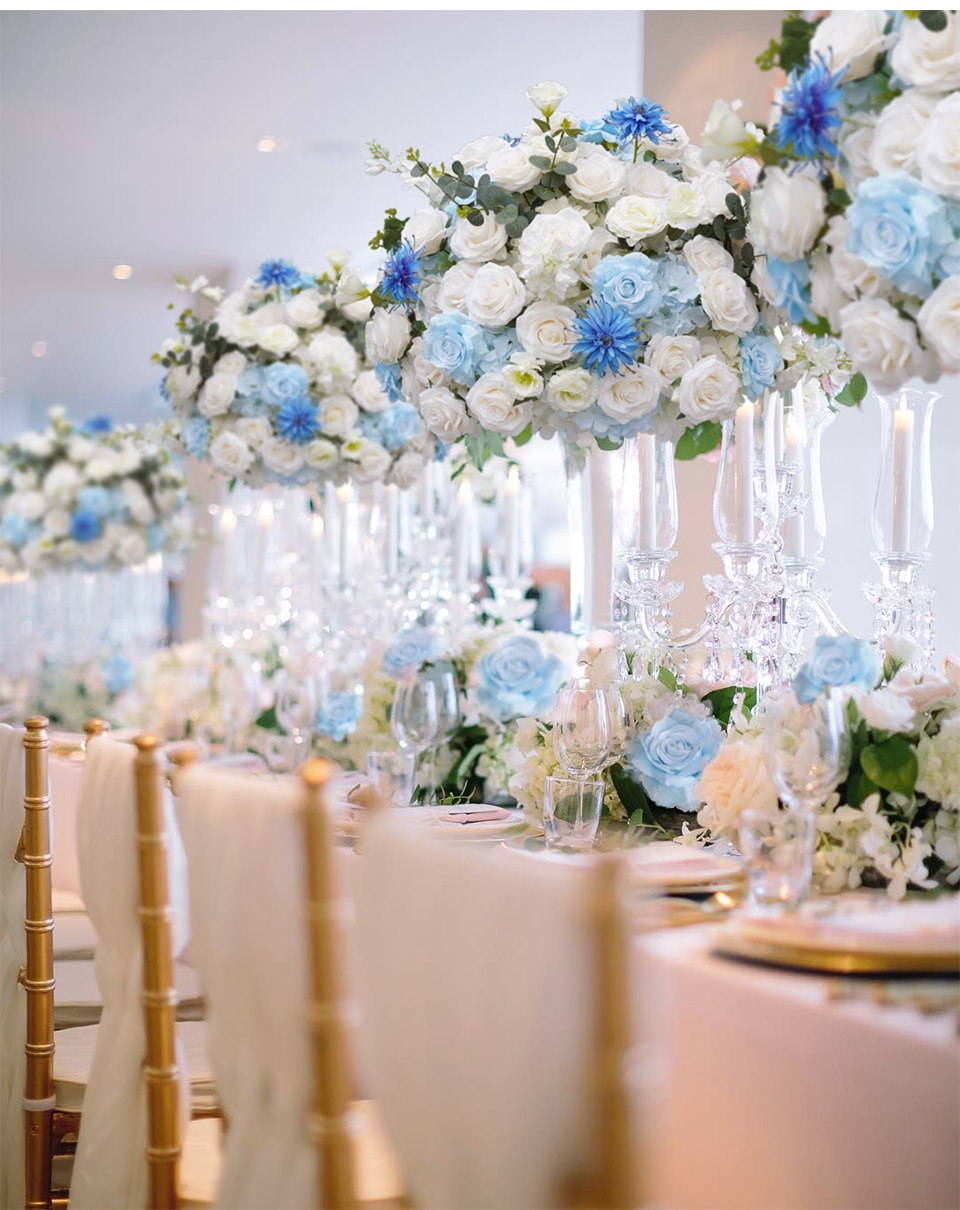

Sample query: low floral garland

[157,256,436,489]
[361,82,851,468]
[0,409,192,575]
[709,10,960,394]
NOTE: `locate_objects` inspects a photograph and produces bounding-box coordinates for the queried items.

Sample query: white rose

[261,438,305,478]
[682,236,733,276]
[700,98,764,162]
[404,207,450,255]
[365,308,411,364]
[419,387,475,443]
[890,11,960,91]
[515,301,577,364]
[116,530,149,566]
[838,117,878,189]
[677,355,740,423]
[917,276,960,371]
[870,89,938,178]
[42,463,81,503]
[525,81,568,118]
[284,289,325,330]
[354,442,392,482]
[121,478,155,525]
[340,298,372,324]
[858,687,916,733]
[810,10,888,80]
[606,195,667,245]
[213,351,247,377]
[352,369,392,412]
[746,166,826,263]
[502,355,544,400]
[43,508,71,538]
[579,227,617,283]
[335,268,369,309]
[251,301,286,330]
[410,338,448,389]
[456,135,507,169]
[643,121,689,163]
[568,148,625,203]
[197,372,237,418]
[257,323,299,357]
[464,263,526,328]
[824,216,889,298]
[518,207,593,258]
[165,365,201,405]
[85,453,119,482]
[304,439,340,470]
[597,365,663,422]
[545,367,597,414]
[67,436,95,464]
[645,334,700,385]
[665,181,709,231]
[234,417,272,450]
[21,538,51,570]
[449,212,508,263]
[839,299,924,391]
[466,373,534,436]
[113,443,141,476]
[208,430,253,478]
[319,395,360,437]
[808,252,848,330]
[12,469,37,491]
[889,666,958,714]
[436,262,478,313]
[917,91,960,199]
[698,267,759,337]
[389,451,426,489]
[306,331,359,392]
[486,143,542,192]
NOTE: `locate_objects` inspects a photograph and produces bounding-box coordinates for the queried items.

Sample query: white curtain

[0,725,26,1210]
[177,768,318,1209]
[69,738,191,1210]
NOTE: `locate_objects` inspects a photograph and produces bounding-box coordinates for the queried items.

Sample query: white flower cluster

[0,408,192,576]
[159,253,435,490]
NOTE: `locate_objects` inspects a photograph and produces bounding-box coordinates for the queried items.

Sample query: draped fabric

[354,814,598,1210]
[69,738,191,1210]
[0,725,26,1210]
[177,768,318,1209]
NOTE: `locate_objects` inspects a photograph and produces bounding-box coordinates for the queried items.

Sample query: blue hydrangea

[793,635,883,704]
[1,514,30,548]
[774,56,845,164]
[80,415,113,435]
[262,363,309,407]
[375,361,405,403]
[255,259,300,291]
[276,396,320,444]
[846,174,952,299]
[76,486,114,517]
[644,257,704,336]
[604,96,673,148]
[763,258,816,325]
[314,691,363,743]
[739,333,785,401]
[101,653,134,696]
[475,636,566,723]
[377,403,422,452]
[572,299,640,376]
[592,253,663,319]
[180,416,210,459]
[422,312,487,386]
[577,119,609,144]
[476,328,520,375]
[624,709,723,810]
[382,627,439,677]
[147,523,166,553]
[379,241,422,308]
[70,508,102,543]
[236,365,266,399]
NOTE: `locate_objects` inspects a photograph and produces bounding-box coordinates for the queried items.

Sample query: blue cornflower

[572,299,640,376]
[275,395,320,445]
[774,56,846,165]
[380,242,422,308]
[604,96,673,149]
[70,508,102,543]
[255,259,301,292]
[80,414,113,435]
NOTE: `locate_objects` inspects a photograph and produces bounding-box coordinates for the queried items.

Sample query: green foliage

[919,11,948,32]
[757,12,819,73]
[610,763,656,828]
[835,372,868,408]
[254,705,281,733]
[861,736,919,797]
[800,315,834,339]
[675,421,722,461]
[513,424,534,447]
[464,428,506,469]
[702,685,757,728]
[657,665,678,692]
[595,436,624,452]
[369,209,407,253]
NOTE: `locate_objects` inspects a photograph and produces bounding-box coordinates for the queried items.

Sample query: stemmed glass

[552,680,612,780]
[391,675,439,800]
[763,689,850,813]
[219,658,263,755]
[420,665,461,804]
[274,671,318,770]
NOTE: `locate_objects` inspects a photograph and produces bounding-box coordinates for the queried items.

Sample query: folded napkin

[435,807,515,825]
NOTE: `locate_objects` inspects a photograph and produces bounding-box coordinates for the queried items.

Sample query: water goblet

[552,680,612,781]
[420,663,461,803]
[274,671,318,770]
[391,675,439,798]
[763,689,850,813]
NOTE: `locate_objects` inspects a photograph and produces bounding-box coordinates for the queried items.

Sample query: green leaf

[610,763,655,827]
[528,155,553,170]
[657,665,678,692]
[675,421,722,461]
[544,135,557,152]
[800,315,833,339]
[701,687,738,728]
[919,10,947,31]
[595,436,623,452]
[451,160,464,176]
[829,187,852,209]
[860,736,919,796]
[835,372,868,407]
[843,766,878,808]
[559,136,580,152]
[254,705,281,732]
[466,210,486,227]
[553,161,578,176]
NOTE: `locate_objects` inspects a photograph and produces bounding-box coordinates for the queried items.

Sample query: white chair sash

[0,725,26,1210]
[69,737,191,1210]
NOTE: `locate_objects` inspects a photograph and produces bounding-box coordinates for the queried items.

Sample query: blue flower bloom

[80,415,113,435]
[604,96,673,148]
[1,514,30,548]
[236,365,266,399]
[101,653,134,696]
[624,709,723,810]
[255,259,300,291]
[380,241,422,308]
[262,362,309,407]
[774,56,845,164]
[592,253,663,319]
[577,119,609,144]
[793,635,883,704]
[314,691,363,743]
[476,328,519,375]
[739,333,785,400]
[475,636,566,723]
[70,508,102,543]
[572,299,640,376]
[375,361,405,403]
[76,486,114,517]
[180,416,210,459]
[147,523,166,553]
[382,627,439,677]
[377,403,422,452]
[422,312,487,386]
[846,174,952,299]
[276,395,320,444]
[763,258,816,325]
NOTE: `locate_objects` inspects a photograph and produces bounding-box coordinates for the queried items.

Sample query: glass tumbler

[542,775,605,850]
[739,808,817,913]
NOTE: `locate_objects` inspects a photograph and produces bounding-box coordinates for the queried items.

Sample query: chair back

[1,724,28,1210]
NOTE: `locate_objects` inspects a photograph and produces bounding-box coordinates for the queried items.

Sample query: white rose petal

[890,11,960,91]
[698,267,759,337]
[389,451,426,490]
[304,439,340,470]
[597,365,663,422]
[116,531,149,566]
[568,148,625,204]
[456,135,507,169]
[677,355,740,423]
[746,166,826,263]
[606,195,667,245]
[682,236,733,276]
[306,331,359,392]
[234,417,272,451]
[319,395,360,438]
[197,372,237,419]
[917,91,960,199]
[436,262,478,313]
[449,212,508,263]
[261,438,305,478]
[665,181,709,231]
[465,373,534,436]
[352,369,393,413]
[858,687,916,733]
[42,463,81,504]
[515,301,577,364]
[285,289,326,330]
[354,442,392,482]
[418,386,476,444]
[645,334,701,385]
[213,351,247,377]
[502,355,544,400]
[839,298,925,391]
[67,436,95,464]
[810,10,888,80]
[700,98,764,162]
[404,207,450,255]
[43,508,71,538]
[486,143,542,192]
[463,263,526,328]
[257,323,300,357]
[870,89,938,178]
[838,117,878,189]
[545,367,597,414]
[917,276,960,371]
[365,308,411,365]
[209,430,254,478]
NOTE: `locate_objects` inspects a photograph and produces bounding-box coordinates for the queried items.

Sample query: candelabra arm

[786,588,851,638]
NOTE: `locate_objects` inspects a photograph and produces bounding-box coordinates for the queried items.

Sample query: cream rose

[870,89,938,177]
[515,301,577,364]
[449,212,508,263]
[890,11,960,91]
[597,365,662,422]
[319,395,359,438]
[568,148,625,203]
[351,369,392,413]
[209,430,253,478]
[839,299,924,391]
[486,143,542,192]
[197,372,237,418]
[621,161,676,200]
[889,666,959,714]
[698,737,779,835]
[665,181,709,231]
[645,334,700,385]
[746,166,826,263]
[418,387,475,443]
[698,267,758,337]
[67,436,95,464]
[464,263,526,328]
[116,531,149,566]
[257,323,300,357]
[213,351,247,377]
[682,235,733,276]
[465,373,534,436]
[838,117,878,189]
[404,207,450,255]
[284,289,325,330]
[677,355,740,423]
[261,438,305,478]
[42,463,81,503]
[810,9,888,80]
[306,331,359,392]
[545,367,597,414]
[304,439,340,470]
[165,365,201,406]
[917,277,960,371]
[234,417,271,450]
[455,135,507,169]
[389,451,426,490]
[858,687,916,733]
[917,91,960,199]
[436,262,478,313]
[606,195,667,245]
[121,479,154,525]
[354,442,392,482]
[365,308,411,364]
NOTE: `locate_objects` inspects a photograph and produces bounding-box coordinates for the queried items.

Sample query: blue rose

[592,253,663,319]
[475,636,566,722]
[76,486,113,517]
[236,366,266,399]
[739,333,785,400]
[422,312,487,386]
[101,653,134,696]
[377,403,422,451]
[70,508,102,543]
[624,708,723,810]
[262,363,309,407]
[180,416,210,459]
[846,174,951,299]
[793,634,883,704]
[375,361,405,403]
[382,627,439,677]
[1,514,30,548]
[315,691,363,742]
[763,258,815,325]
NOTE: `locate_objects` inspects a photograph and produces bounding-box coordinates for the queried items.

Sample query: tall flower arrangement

[157,255,436,489]
[361,83,848,467]
[716,11,960,394]
[0,409,192,575]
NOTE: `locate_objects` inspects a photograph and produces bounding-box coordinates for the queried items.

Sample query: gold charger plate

[713,927,960,976]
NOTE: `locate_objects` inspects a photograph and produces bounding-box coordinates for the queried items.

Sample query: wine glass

[603,684,632,765]
[274,671,318,770]
[552,680,612,780]
[763,689,850,813]
[420,664,461,804]
[219,658,263,754]
[391,676,439,799]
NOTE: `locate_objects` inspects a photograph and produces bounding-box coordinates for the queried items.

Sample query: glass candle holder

[871,387,939,558]
[779,386,833,566]
[714,395,778,547]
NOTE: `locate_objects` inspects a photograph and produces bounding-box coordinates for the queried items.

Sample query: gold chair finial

[134,733,161,755]
[301,758,336,790]
[25,715,49,733]
[84,717,110,740]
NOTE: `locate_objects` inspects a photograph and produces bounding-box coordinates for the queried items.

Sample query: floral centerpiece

[0,409,192,575]
[716,10,960,393]
[694,634,960,898]
[157,255,436,489]
[360,82,850,467]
